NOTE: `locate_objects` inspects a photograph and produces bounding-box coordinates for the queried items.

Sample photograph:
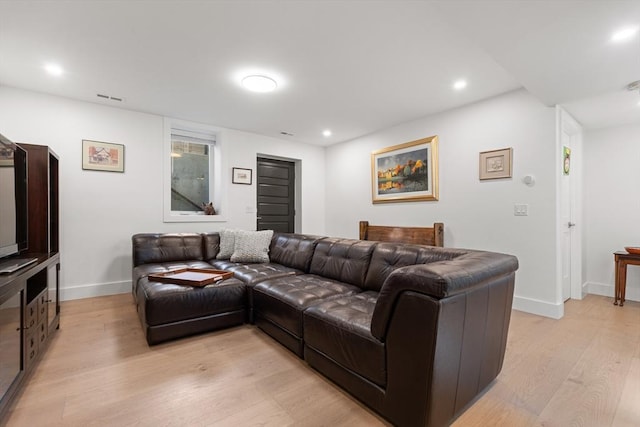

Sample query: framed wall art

[82,140,125,172]
[563,146,571,175]
[479,147,512,180]
[232,167,252,185]
[371,135,439,203]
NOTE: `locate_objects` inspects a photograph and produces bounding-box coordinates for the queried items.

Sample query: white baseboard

[512,295,564,319]
[60,280,131,301]
[585,281,639,302]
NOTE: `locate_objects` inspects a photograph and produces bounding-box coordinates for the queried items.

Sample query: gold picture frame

[82,140,125,172]
[479,147,512,180]
[371,136,439,203]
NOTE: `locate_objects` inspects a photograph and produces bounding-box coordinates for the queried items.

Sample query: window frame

[163,118,226,223]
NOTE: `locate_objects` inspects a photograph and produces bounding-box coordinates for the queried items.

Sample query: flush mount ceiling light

[322,130,332,137]
[611,26,639,42]
[44,63,64,76]
[241,74,278,93]
[453,79,467,90]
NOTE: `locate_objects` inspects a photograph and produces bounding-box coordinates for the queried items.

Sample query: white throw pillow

[216,229,237,260]
[230,230,274,263]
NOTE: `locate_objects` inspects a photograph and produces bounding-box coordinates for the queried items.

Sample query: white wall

[583,123,640,302]
[325,89,561,317]
[0,86,325,300]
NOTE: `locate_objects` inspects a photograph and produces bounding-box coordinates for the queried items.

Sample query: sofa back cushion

[202,232,221,261]
[132,233,204,266]
[364,243,466,291]
[269,233,323,272]
[309,238,376,288]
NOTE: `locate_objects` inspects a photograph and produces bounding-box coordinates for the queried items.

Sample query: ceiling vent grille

[97,93,124,102]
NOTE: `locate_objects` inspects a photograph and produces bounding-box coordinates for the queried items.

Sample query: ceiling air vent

[97,93,124,102]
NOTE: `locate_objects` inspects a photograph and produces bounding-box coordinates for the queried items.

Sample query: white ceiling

[0,1,638,146]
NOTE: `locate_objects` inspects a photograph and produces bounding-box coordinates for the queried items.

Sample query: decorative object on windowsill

[202,202,216,215]
[479,147,512,180]
[232,167,252,185]
[82,140,125,172]
[371,135,439,203]
[625,246,640,255]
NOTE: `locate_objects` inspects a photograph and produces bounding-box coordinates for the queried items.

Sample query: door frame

[256,154,301,233]
[555,107,584,308]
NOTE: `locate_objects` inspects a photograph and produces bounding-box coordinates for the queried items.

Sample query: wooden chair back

[359,221,444,247]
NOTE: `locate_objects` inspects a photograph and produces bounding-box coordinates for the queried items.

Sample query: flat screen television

[0,133,28,259]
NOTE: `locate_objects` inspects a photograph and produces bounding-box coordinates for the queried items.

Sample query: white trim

[60,280,131,301]
[585,281,640,303]
[512,295,564,319]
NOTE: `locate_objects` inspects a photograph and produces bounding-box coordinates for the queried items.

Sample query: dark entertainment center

[0,143,60,417]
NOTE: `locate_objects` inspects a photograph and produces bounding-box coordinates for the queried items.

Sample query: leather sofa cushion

[253,275,360,337]
[202,232,221,261]
[269,233,324,272]
[210,261,301,285]
[364,243,466,291]
[304,291,386,387]
[132,233,204,266]
[132,261,214,295]
[137,277,246,326]
[309,238,376,288]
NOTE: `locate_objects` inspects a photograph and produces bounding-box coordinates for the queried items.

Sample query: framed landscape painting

[371,136,439,203]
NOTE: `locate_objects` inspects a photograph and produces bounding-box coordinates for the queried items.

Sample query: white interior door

[560,130,573,302]
[558,107,583,303]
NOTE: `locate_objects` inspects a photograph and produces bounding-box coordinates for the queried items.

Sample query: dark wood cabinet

[0,143,60,418]
[19,143,59,254]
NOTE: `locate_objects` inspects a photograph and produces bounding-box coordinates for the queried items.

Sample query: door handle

[568,222,576,228]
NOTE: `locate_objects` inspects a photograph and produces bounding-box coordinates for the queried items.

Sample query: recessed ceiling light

[453,79,467,90]
[241,75,278,92]
[44,63,63,76]
[322,130,332,137]
[611,26,639,42]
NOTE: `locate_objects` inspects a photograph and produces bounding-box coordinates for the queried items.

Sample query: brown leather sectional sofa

[132,232,518,427]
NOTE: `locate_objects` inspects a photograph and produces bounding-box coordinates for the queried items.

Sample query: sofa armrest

[370,251,518,340]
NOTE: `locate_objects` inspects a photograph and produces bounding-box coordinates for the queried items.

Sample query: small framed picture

[479,148,513,180]
[232,167,252,185]
[563,146,571,175]
[82,140,125,172]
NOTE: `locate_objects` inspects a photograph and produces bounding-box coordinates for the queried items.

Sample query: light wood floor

[2,294,639,426]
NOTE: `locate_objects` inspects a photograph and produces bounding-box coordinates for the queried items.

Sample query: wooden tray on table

[148,268,233,287]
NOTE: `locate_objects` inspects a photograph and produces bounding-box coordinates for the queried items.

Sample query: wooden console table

[613,251,640,306]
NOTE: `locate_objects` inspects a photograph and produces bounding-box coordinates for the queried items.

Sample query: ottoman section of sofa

[136,276,247,345]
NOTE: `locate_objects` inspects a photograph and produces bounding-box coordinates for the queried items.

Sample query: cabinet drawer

[37,292,47,323]
[38,320,47,345]
[25,299,38,330]
[26,331,39,367]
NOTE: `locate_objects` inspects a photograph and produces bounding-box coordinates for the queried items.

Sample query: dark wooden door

[256,157,295,233]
